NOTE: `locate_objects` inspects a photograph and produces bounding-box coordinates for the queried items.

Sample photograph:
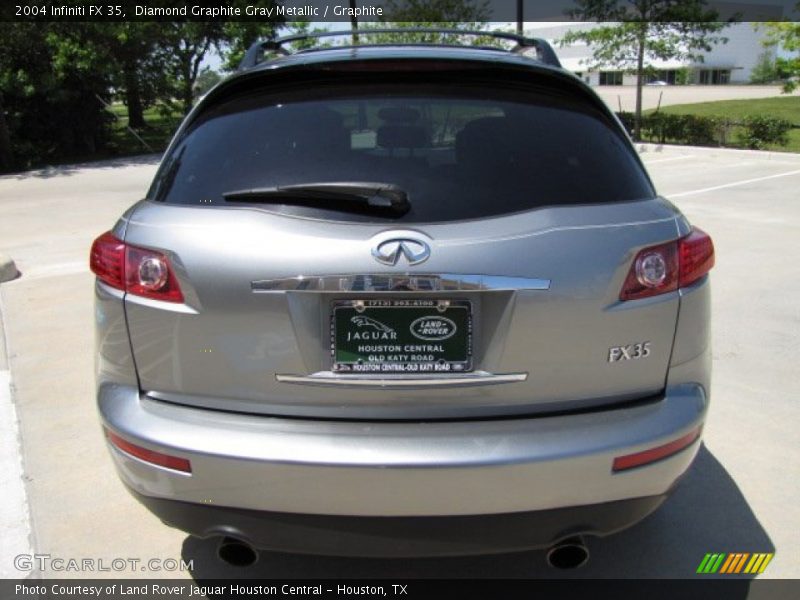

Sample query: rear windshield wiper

[223,182,410,215]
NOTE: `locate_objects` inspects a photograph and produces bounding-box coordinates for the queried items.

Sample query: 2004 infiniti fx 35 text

[90,30,714,564]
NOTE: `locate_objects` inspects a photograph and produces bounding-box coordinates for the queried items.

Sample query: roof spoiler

[239,28,561,71]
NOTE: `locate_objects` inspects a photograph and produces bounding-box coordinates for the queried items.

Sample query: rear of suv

[91,31,714,557]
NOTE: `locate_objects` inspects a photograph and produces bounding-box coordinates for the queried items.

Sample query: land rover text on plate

[91,30,714,560]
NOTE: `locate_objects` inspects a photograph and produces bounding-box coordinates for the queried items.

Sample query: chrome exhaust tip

[217,536,259,567]
[546,536,589,569]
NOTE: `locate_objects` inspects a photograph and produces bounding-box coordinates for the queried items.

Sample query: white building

[527,20,782,85]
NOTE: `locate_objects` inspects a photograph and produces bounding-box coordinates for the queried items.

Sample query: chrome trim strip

[275,371,528,388]
[252,274,550,293]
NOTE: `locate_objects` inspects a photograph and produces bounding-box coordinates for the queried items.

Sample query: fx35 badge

[608,342,651,362]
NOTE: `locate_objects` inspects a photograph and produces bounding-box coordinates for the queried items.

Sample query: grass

[648,96,800,123]
[105,103,183,156]
[644,96,800,152]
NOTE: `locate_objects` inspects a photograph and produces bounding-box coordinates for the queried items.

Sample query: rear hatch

[122,57,683,420]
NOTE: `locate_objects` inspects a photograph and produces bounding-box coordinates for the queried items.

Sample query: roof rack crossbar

[239,28,561,70]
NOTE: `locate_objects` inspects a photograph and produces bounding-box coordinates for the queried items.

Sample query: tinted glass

[150,83,654,222]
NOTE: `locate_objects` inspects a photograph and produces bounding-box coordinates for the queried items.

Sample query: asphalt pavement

[0,145,798,580]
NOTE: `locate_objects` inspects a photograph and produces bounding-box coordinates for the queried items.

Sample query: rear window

[149,79,654,223]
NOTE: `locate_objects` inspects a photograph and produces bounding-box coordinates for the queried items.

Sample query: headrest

[378,106,421,124]
[377,125,428,149]
[455,117,522,169]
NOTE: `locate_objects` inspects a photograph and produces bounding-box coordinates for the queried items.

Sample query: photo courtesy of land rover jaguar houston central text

[90,30,715,562]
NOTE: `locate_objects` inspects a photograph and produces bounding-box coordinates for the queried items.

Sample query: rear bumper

[130,487,671,556]
[99,382,706,520]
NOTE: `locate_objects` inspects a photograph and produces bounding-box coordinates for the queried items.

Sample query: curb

[0,293,33,576]
[635,142,800,161]
[0,254,18,283]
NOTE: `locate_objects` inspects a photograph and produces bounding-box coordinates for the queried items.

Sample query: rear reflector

[612,426,702,472]
[105,429,192,473]
[90,231,184,303]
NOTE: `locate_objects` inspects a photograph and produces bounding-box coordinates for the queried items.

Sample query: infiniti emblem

[372,238,431,266]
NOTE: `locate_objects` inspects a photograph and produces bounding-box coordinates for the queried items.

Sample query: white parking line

[0,369,33,578]
[665,169,800,198]
[642,155,696,164]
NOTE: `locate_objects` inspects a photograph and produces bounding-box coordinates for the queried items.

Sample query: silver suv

[91,31,714,562]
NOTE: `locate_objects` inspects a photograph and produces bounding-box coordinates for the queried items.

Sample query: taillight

[620,227,714,301]
[89,232,125,291]
[125,245,184,302]
[619,240,678,301]
[90,232,184,303]
[679,227,715,288]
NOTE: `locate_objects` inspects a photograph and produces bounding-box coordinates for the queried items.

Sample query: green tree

[0,23,46,169]
[163,1,285,109]
[100,23,172,128]
[381,0,490,22]
[193,68,223,97]
[0,90,11,170]
[759,3,800,92]
[348,0,360,44]
[361,0,491,46]
[0,23,114,171]
[161,22,222,114]
[217,1,285,72]
[675,66,693,85]
[27,21,173,131]
[326,0,489,49]
[750,50,780,84]
[561,1,730,140]
[218,21,282,71]
[279,20,333,51]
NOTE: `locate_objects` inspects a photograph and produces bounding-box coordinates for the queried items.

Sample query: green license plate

[331,299,472,373]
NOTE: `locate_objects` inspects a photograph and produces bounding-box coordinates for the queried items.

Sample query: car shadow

[4,154,161,180]
[181,444,772,586]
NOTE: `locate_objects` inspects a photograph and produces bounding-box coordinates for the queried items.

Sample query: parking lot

[1,144,799,579]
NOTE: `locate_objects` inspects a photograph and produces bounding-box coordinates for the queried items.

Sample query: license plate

[331,299,472,373]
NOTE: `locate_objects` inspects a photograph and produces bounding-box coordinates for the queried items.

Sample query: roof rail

[239,28,561,71]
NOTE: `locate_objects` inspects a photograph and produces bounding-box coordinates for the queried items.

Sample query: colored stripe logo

[697,553,773,574]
